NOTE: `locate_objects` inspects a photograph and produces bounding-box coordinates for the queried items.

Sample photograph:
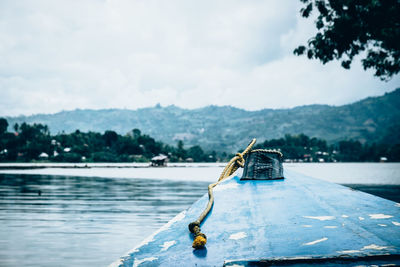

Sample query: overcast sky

[1,0,399,116]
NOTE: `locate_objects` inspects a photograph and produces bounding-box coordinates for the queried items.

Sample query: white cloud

[0,0,398,116]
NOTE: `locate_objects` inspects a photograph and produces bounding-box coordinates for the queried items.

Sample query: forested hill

[7,88,400,152]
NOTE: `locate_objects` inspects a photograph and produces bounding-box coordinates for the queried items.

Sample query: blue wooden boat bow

[110,142,400,266]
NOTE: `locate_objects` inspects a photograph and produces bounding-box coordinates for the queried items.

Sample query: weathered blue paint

[110,170,400,266]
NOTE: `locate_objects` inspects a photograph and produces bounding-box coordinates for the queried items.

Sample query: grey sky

[0,0,399,116]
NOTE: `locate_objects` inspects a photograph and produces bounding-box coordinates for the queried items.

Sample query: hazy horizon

[3,87,399,118]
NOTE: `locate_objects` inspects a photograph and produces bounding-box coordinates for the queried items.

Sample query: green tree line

[0,118,399,162]
[253,133,400,162]
[0,118,216,163]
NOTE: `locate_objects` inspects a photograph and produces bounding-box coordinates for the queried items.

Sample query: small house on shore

[151,154,168,167]
[38,152,49,159]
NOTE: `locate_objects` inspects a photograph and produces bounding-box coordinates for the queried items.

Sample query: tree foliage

[255,133,400,162]
[0,118,8,135]
[0,119,219,163]
[294,0,400,80]
[0,118,399,162]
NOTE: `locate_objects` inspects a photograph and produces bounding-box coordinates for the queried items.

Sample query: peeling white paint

[224,260,247,267]
[378,224,387,227]
[303,237,328,246]
[136,235,155,249]
[362,244,388,250]
[133,257,157,267]
[124,210,186,255]
[369,214,393,219]
[171,210,187,223]
[392,221,400,226]
[214,183,238,192]
[229,232,247,240]
[324,226,338,229]
[302,225,312,228]
[337,250,361,254]
[303,216,335,221]
[108,259,124,267]
[341,215,349,218]
[160,240,176,251]
[358,217,365,221]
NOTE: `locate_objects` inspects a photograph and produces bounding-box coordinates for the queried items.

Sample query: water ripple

[0,173,208,267]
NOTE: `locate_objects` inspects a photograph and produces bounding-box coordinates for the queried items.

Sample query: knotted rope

[188,138,256,249]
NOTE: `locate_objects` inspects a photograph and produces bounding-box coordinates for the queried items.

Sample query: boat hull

[111,170,400,266]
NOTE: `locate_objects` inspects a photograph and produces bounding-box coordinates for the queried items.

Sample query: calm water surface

[0,163,399,267]
[0,174,208,267]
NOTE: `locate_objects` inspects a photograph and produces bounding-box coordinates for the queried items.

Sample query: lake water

[0,163,399,266]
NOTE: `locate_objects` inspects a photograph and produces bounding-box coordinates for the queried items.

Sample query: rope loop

[235,152,245,167]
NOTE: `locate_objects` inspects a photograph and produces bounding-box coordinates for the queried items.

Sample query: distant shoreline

[0,161,396,170]
[0,162,227,170]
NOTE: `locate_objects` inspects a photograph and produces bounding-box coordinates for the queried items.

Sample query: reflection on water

[0,174,208,267]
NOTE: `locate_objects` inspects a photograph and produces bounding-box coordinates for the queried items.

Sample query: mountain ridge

[6,88,400,152]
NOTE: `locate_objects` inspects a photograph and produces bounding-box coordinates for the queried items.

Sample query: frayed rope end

[192,234,207,249]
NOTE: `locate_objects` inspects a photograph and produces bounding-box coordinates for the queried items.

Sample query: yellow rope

[188,138,256,249]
